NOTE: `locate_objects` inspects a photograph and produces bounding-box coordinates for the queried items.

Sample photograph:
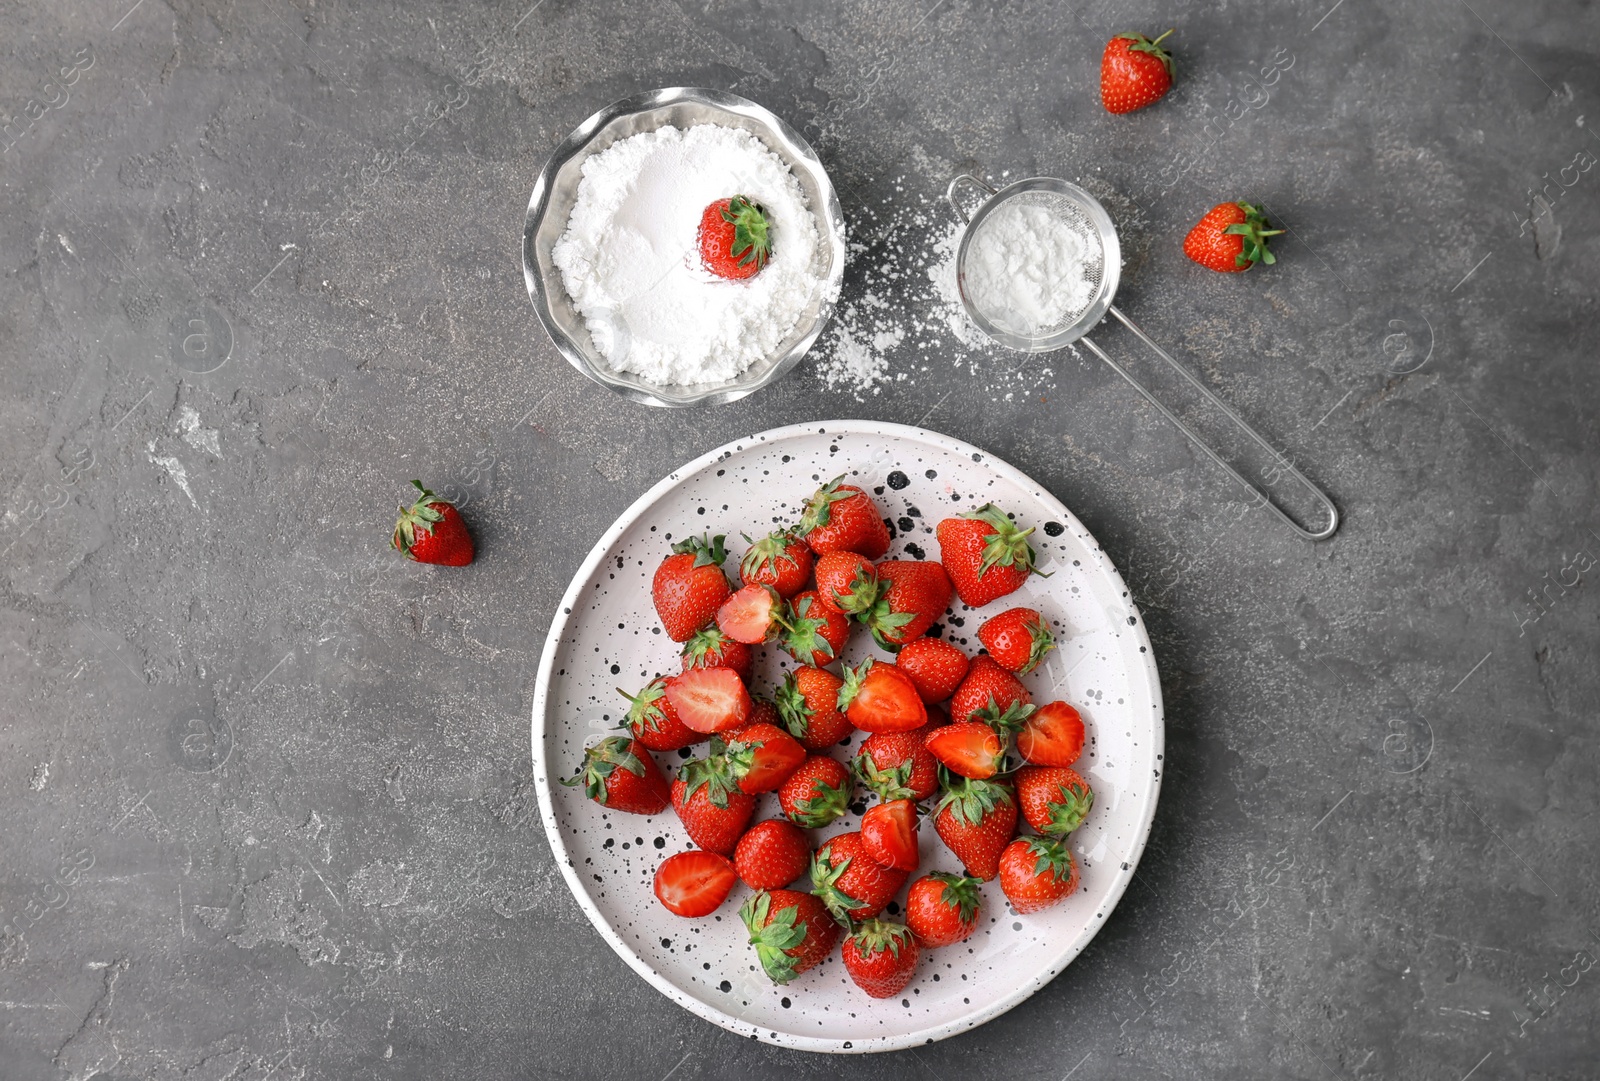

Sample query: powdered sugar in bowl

[523,88,847,407]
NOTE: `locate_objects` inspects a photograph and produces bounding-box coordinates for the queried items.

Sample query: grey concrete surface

[1,0,1597,1078]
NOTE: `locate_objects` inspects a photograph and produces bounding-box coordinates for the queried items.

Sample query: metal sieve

[947,174,1340,541]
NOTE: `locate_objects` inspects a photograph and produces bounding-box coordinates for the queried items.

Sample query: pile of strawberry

[562,477,1093,1000]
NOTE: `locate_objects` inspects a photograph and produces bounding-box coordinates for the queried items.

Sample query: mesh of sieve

[964,192,1106,333]
[950,176,1122,354]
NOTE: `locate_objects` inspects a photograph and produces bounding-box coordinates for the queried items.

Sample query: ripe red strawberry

[734,819,812,890]
[392,481,474,566]
[1016,765,1094,836]
[746,696,780,729]
[925,721,1007,780]
[725,721,807,795]
[1184,201,1283,273]
[934,776,1017,880]
[716,583,782,645]
[559,736,670,814]
[896,637,970,704]
[779,591,850,667]
[777,754,853,827]
[999,836,1080,913]
[652,534,732,642]
[841,919,919,999]
[838,659,928,733]
[1100,29,1175,114]
[905,872,982,948]
[619,679,704,752]
[670,754,756,855]
[1018,700,1086,767]
[855,728,939,802]
[740,889,840,984]
[811,832,908,922]
[867,560,952,649]
[950,656,1033,725]
[936,505,1041,608]
[679,626,752,680]
[664,666,752,734]
[813,550,880,616]
[978,607,1056,675]
[653,850,738,917]
[699,195,772,280]
[798,477,890,559]
[860,799,920,872]
[774,667,852,751]
[739,530,813,598]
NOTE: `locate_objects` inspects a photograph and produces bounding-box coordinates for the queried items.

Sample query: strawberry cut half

[726,722,807,795]
[665,667,752,734]
[653,850,738,917]
[1018,700,1086,767]
[926,721,1007,779]
[716,583,782,645]
[861,799,921,872]
[838,659,928,733]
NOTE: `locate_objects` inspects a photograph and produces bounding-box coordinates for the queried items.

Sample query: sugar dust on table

[561,478,1096,1001]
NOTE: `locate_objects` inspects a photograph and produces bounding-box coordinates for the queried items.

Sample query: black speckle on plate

[1043,521,1065,536]
[887,470,910,490]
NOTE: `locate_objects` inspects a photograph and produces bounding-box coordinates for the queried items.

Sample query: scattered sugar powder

[961,200,1095,337]
[552,124,822,386]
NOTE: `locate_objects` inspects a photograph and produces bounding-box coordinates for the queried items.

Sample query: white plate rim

[530,419,1164,1053]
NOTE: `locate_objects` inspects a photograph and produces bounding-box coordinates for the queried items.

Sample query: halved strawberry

[905,871,982,948]
[741,889,840,984]
[716,583,782,645]
[739,530,813,598]
[977,606,1056,675]
[559,736,670,814]
[798,477,891,559]
[895,637,970,704]
[867,560,952,650]
[653,850,737,917]
[1018,700,1086,767]
[779,591,850,667]
[725,722,807,795]
[664,666,752,734]
[925,721,1007,780]
[679,626,753,680]
[777,754,853,828]
[671,754,756,855]
[734,819,812,890]
[842,918,919,999]
[811,831,908,923]
[950,656,1032,725]
[775,667,852,751]
[619,679,704,752]
[860,798,920,872]
[837,659,928,733]
[854,729,939,802]
[1016,765,1094,835]
[652,534,733,642]
[999,836,1079,913]
[933,776,1017,880]
[813,550,881,617]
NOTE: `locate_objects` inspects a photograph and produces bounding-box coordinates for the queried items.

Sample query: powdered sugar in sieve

[960,193,1105,337]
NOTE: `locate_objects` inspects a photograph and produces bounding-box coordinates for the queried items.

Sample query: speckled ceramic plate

[530,421,1163,1053]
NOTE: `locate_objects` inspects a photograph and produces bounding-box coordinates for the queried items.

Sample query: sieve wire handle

[945,174,998,224]
[1081,306,1341,541]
